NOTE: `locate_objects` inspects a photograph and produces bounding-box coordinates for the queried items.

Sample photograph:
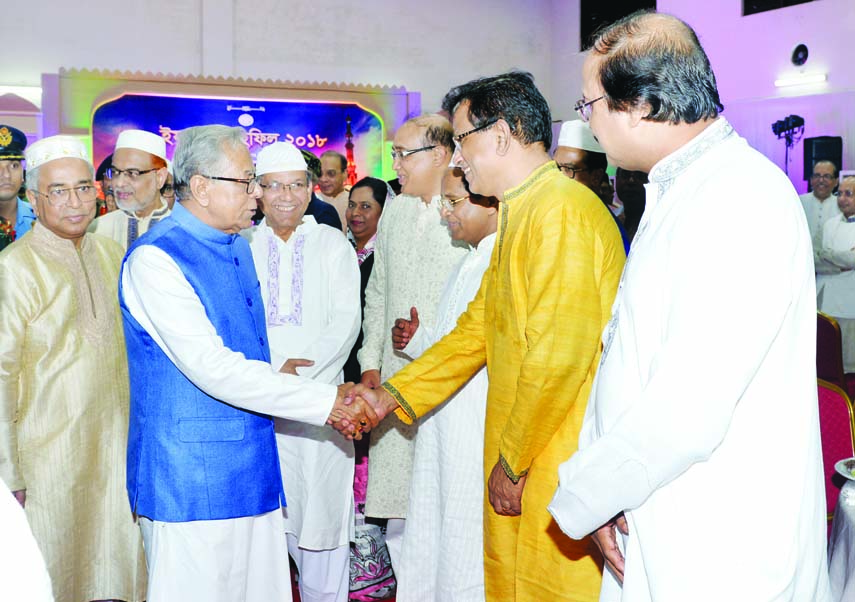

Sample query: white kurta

[89,197,171,249]
[122,223,340,602]
[357,194,468,518]
[548,119,832,602]
[242,216,361,550]
[816,215,855,372]
[395,232,495,602]
[801,191,842,274]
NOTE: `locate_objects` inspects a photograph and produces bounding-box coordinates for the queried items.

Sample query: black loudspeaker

[804,136,843,181]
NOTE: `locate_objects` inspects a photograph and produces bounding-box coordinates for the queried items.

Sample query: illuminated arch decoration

[92,93,384,181]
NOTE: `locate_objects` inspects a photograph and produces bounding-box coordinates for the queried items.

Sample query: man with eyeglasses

[0,124,36,242]
[801,160,841,273]
[554,120,629,252]
[242,141,361,602]
[389,165,498,600]
[338,71,624,601]
[357,113,467,571]
[318,150,350,230]
[545,11,830,602]
[119,125,373,601]
[0,135,147,601]
[89,129,171,248]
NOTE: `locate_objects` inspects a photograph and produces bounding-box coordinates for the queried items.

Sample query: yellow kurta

[385,162,625,601]
[0,223,147,602]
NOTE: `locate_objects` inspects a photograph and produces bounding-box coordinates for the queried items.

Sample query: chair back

[817,312,847,391]
[817,379,855,525]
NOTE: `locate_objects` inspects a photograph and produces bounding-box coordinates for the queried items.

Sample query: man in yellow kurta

[339,72,625,601]
[0,136,146,602]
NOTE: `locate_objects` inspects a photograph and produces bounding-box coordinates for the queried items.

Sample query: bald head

[589,11,722,125]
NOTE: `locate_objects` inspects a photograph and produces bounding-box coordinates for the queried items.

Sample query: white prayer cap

[25,135,90,170]
[556,120,604,154]
[114,129,167,161]
[256,142,307,176]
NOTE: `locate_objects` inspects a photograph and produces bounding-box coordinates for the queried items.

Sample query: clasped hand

[326,383,399,440]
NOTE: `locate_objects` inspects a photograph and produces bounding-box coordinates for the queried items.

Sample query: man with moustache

[89,129,170,248]
[357,114,467,569]
[0,125,36,240]
[120,125,372,601]
[340,72,624,601]
[803,160,842,273]
[0,135,146,601]
[244,141,361,602]
[548,11,830,601]
[390,166,498,601]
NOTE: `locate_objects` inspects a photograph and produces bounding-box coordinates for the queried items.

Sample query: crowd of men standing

[0,10,836,602]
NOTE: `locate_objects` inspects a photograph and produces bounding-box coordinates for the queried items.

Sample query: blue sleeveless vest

[120,203,285,522]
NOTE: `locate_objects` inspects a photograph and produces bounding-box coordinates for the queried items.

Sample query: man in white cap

[555,120,629,252]
[0,135,147,601]
[89,128,171,248]
[243,141,361,602]
[119,126,376,602]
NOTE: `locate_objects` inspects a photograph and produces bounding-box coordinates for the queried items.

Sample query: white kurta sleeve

[122,245,337,426]
[549,185,804,539]
[296,238,362,383]
[356,213,388,373]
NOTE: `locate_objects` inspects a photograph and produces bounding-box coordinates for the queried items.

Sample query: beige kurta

[88,197,171,249]
[357,194,468,518]
[0,223,147,602]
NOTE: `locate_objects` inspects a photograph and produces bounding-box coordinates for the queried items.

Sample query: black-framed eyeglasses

[31,184,98,207]
[202,174,258,194]
[811,173,835,181]
[107,166,160,180]
[390,145,437,161]
[835,189,854,198]
[556,163,590,179]
[453,119,499,146]
[440,194,469,212]
[574,95,605,122]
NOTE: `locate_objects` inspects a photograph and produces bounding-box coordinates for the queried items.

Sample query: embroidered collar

[260,219,306,327]
[648,118,735,187]
[503,161,558,203]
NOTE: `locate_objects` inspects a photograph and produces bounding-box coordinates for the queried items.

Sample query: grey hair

[173,125,248,200]
[25,161,95,191]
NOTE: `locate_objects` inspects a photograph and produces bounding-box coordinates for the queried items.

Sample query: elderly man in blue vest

[119,125,375,602]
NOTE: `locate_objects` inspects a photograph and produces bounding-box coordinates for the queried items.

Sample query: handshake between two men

[327,383,400,440]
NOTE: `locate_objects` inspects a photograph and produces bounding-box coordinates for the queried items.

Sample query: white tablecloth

[829,480,855,601]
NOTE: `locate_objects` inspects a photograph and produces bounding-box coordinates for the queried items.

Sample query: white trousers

[286,533,350,602]
[384,517,406,575]
[140,510,292,602]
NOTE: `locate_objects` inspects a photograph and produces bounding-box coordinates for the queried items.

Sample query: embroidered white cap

[556,120,604,154]
[114,129,167,161]
[256,142,307,176]
[25,135,90,170]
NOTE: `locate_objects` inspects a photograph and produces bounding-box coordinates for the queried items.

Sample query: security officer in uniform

[0,125,36,241]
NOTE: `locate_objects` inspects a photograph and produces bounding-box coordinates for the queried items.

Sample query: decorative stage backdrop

[92,93,386,183]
